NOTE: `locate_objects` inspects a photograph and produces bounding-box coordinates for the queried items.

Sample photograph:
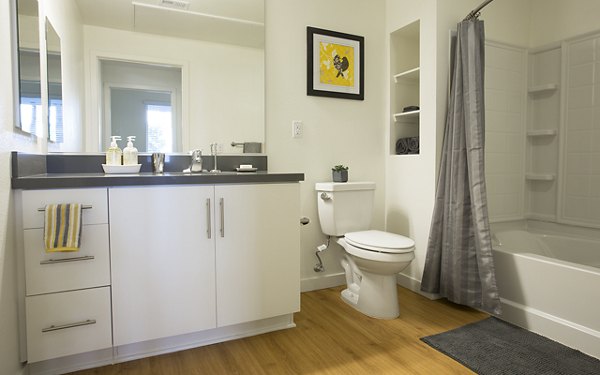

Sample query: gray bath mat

[421,317,600,374]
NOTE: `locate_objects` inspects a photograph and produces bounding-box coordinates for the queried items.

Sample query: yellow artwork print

[319,42,354,87]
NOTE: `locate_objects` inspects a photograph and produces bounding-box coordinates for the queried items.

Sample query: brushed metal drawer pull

[40,255,95,265]
[206,198,212,239]
[42,319,96,333]
[37,204,93,212]
[219,198,225,238]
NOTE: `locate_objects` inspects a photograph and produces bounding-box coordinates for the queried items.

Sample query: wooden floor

[70,286,487,375]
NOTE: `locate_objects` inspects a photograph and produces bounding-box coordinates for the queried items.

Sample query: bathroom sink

[179,170,238,175]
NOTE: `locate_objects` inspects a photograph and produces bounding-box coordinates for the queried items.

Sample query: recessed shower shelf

[393,67,420,83]
[527,129,558,137]
[525,174,556,181]
[528,83,558,94]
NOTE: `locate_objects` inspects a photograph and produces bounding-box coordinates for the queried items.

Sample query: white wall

[0,1,42,374]
[530,0,600,47]
[265,0,387,290]
[83,26,264,154]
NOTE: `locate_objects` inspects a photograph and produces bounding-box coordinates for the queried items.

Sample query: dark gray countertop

[12,171,305,189]
[11,152,304,189]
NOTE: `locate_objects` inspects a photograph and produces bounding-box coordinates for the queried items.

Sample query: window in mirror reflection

[101,60,181,152]
[146,104,173,152]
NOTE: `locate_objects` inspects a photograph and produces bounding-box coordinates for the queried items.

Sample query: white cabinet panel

[24,224,110,295]
[22,188,108,229]
[215,183,300,327]
[25,287,112,363]
[109,185,216,346]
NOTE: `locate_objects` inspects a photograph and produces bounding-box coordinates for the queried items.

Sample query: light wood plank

[69,286,487,375]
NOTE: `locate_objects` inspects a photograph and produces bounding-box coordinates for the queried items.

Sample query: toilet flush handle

[320,192,331,201]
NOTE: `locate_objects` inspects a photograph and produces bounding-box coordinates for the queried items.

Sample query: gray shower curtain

[420,19,501,315]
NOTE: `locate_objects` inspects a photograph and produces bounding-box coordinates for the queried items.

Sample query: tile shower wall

[485,43,527,221]
[562,35,600,226]
[526,47,561,220]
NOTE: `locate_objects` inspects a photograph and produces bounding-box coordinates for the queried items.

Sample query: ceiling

[74,0,264,48]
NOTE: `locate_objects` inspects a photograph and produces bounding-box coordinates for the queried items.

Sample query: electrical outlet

[292,120,303,138]
[217,143,224,153]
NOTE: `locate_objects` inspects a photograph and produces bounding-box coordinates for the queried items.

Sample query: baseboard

[498,298,600,359]
[27,314,296,374]
[115,314,295,363]
[396,273,440,300]
[301,272,346,292]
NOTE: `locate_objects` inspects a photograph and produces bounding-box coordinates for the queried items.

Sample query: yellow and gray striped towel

[44,203,83,252]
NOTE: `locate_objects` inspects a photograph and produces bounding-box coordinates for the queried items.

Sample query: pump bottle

[123,136,139,165]
[106,136,122,165]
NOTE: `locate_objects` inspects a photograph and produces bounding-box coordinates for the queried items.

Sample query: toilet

[315,182,415,319]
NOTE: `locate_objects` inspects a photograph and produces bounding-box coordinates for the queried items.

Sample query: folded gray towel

[408,137,419,154]
[396,138,409,154]
[396,137,419,155]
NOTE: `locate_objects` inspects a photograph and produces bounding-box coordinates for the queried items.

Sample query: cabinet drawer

[21,188,108,229]
[24,224,110,296]
[26,287,112,363]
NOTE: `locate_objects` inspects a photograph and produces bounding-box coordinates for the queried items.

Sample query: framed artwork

[307,26,364,100]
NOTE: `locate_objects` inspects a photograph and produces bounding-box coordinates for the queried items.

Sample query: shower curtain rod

[464,0,496,21]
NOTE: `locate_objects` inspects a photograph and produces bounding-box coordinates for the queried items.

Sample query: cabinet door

[109,186,216,346]
[215,183,300,327]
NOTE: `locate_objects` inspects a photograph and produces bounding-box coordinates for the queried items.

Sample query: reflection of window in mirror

[101,60,182,152]
[146,103,173,152]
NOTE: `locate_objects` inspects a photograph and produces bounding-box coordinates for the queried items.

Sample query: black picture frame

[307,26,364,100]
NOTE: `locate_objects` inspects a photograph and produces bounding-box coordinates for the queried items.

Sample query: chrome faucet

[189,149,203,173]
[210,143,220,173]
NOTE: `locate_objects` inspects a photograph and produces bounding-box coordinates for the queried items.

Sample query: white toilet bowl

[315,182,415,319]
[337,230,415,319]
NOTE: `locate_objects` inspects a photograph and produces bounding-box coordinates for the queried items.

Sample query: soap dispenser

[106,136,122,165]
[123,136,139,165]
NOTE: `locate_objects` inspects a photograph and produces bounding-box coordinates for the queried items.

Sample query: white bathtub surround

[421,19,501,315]
[492,225,600,359]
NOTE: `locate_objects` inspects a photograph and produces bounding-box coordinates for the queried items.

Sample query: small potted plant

[332,165,349,182]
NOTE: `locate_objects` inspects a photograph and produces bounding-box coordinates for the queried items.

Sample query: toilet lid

[345,230,415,253]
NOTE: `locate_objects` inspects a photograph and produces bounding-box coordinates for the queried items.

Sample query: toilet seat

[345,230,414,253]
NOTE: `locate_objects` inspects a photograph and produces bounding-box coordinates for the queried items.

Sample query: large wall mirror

[47,0,265,153]
[14,0,42,136]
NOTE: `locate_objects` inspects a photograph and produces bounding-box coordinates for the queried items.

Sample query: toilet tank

[315,182,375,236]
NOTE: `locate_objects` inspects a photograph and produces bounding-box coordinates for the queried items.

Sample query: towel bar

[40,255,95,265]
[42,319,96,333]
[37,204,93,212]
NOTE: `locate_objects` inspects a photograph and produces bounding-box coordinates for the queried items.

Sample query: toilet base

[341,271,400,319]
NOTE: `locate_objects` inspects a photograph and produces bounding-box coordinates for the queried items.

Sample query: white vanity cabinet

[109,183,300,346]
[215,184,300,327]
[109,185,217,346]
[18,188,112,363]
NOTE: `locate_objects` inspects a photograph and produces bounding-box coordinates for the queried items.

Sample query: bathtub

[492,229,600,359]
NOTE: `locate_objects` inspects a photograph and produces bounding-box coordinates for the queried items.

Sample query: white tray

[102,164,142,174]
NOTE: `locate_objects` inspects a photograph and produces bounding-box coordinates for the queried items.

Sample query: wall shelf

[528,83,558,94]
[525,174,556,181]
[527,129,558,137]
[393,67,420,84]
[393,110,420,121]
